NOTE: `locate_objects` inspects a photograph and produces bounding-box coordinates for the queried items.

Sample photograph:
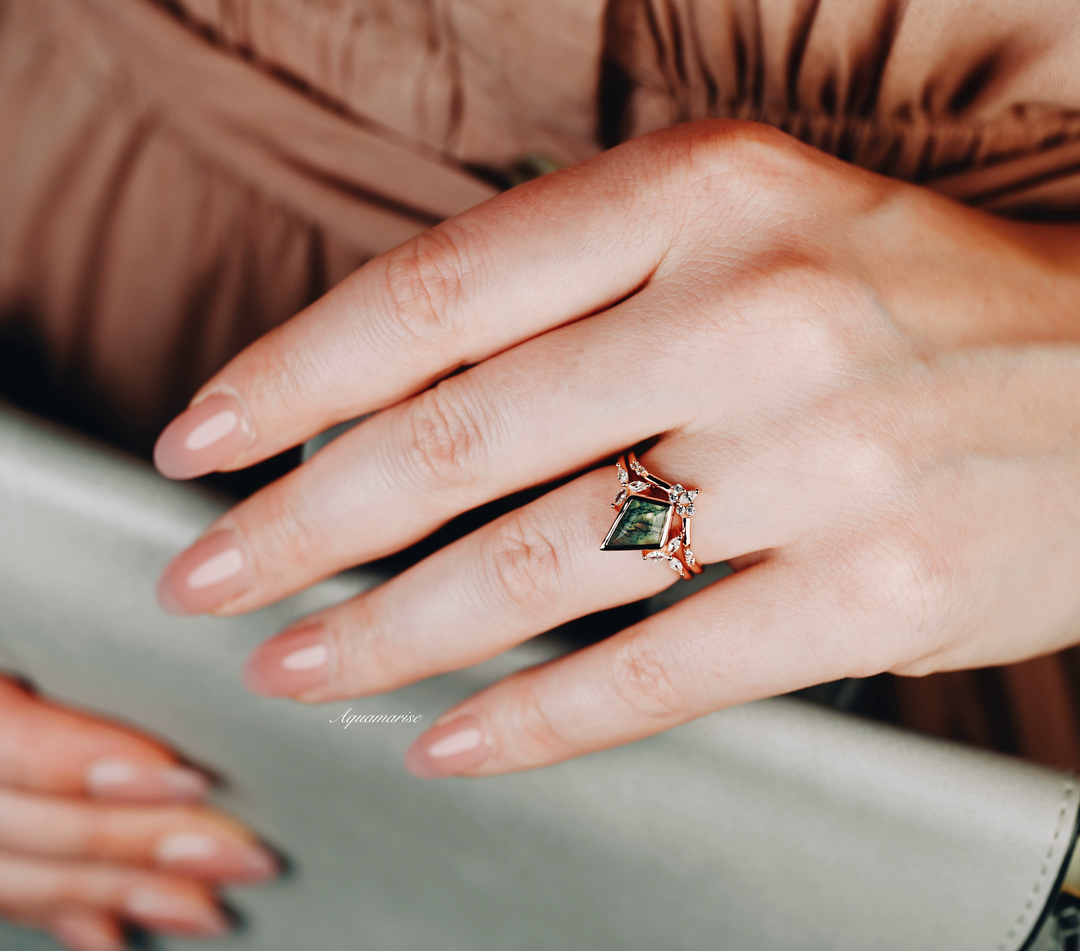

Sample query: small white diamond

[687,488,699,501]
[617,465,628,485]
[646,550,666,560]
[684,548,696,566]
[668,557,684,574]
[611,488,627,509]
[628,481,649,493]
[668,484,684,502]
[631,461,648,476]
[667,536,682,553]
[677,503,695,517]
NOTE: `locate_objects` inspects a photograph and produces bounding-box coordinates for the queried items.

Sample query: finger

[0,852,229,937]
[401,557,879,777]
[0,788,277,882]
[49,911,125,951]
[155,287,718,616]
[151,124,720,480]
[0,680,210,802]
[241,468,679,700]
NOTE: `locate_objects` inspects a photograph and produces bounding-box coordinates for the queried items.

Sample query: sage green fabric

[0,404,1074,951]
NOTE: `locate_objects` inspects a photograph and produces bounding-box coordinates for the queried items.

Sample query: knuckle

[817,531,946,673]
[609,635,685,720]
[484,511,562,616]
[406,384,486,489]
[249,487,329,573]
[381,225,474,346]
[503,677,574,760]
[658,120,808,208]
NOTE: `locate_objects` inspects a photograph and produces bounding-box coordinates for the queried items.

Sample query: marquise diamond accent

[605,454,699,580]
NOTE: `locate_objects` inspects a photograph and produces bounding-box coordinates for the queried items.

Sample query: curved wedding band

[600,452,703,581]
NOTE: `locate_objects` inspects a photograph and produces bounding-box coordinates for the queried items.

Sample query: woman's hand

[0,677,277,950]
[152,120,1080,777]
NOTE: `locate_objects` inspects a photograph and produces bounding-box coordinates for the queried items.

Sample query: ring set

[600,452,703,581]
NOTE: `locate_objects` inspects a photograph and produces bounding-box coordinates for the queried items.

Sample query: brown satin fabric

[3,0,1080,766]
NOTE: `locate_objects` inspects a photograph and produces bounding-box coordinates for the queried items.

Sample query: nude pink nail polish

[242,624,334,696]
[86,758,210,802]
[154,392,252,480]
[157,529,254,615]
[124,888,230,936]
[51,914,125,951]
[404,715,490,778]
[154,831,279,882]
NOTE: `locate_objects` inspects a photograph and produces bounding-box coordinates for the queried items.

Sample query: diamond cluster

[668,483,699,517]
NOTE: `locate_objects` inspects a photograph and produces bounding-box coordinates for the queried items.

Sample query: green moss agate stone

[602,497,671,551]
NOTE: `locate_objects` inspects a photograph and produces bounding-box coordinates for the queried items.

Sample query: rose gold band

[600,452,703,581]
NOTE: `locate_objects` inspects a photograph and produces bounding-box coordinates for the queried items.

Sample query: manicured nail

[154,392,252,480]
[242,624,334,697]
[404,715,490,778]
[155,831,278,882]
[51,914,125,951]
[124,887,229,936]
[86,758,210,802]
[157,529,254,615]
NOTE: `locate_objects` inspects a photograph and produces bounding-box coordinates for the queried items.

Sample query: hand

[152,119,1080,778]
[0,677,277,950]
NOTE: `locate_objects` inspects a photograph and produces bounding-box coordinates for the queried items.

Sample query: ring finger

[240,451,774,704]
[0,851,228,937]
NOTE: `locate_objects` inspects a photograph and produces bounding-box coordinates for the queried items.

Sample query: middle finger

[0,789,276,882]
[157,291,706,616]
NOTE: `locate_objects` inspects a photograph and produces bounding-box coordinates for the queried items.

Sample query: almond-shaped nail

[51,913,125,951]
[124,887,230,936]
[155,831,279,882]
[154,392,252,480]
[242,624,334,697]
[404,715,490,779]
[157,529,254,615]
[86,758,210,802]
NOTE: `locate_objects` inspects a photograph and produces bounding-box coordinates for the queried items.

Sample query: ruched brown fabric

[4,0,1080,766]
[603,0,1080,215]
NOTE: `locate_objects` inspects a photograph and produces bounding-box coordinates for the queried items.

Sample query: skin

[0,677,276,950]
[155,119,1080,776]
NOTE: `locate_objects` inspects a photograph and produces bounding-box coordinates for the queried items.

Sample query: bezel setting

[600,452,703,581]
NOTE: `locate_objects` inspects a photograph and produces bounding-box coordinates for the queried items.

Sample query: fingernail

[51,914,124,951]
[242,624,334,697]
[124,887,230,936]
[154,392,252,480]
[157,529,254,615]
[404,715,490,779]
[86,758,210,802]
[155,831,279,882]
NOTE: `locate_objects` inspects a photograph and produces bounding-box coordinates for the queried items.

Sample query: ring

[600,452,703,581]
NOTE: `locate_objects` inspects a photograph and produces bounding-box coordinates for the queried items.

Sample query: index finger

[151,124,722,480]
[0,680,209,802]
